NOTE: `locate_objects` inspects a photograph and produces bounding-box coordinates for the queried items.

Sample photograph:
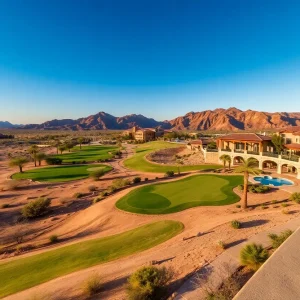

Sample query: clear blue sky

[0,0,300,124]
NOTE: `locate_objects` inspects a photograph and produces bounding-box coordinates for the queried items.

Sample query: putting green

[12,164,112,182]
[0,220,183,298]
[54,145,118,163]
[124,141,221,173]
[116,175,243,214]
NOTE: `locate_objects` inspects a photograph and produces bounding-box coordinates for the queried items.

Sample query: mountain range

[2,108,300,131]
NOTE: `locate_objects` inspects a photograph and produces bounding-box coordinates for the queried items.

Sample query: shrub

[127,266,174,300]
[73,192,83,199]
[231,220,241,229]
[3,179,22,191]
[107,185,117,194]
[239,184,270,193]
[132,177,141,184]
[1,203,10,209]
[268,229,293,249]
[89,169,106,181]
[45,157,62,165]
[155,177,159,180]
[144,178,149,181]
[282,209,289,214]
[93,196,103,204]
[82,273,102,296]
[217,240,226,249]
[237,184,243,191]
[289,192,300,204]
[22,197,51,218]
[60,198,73,207]
[164,171,174,178]
[235,204,241,208]
[112,178,130,189]
[88,185,97,192]
[49,234,58,243]
[101,191,109,197]
[240,243,269,271]
[261,204,267,209]
[271,200,277,204]
[281,203,288,208]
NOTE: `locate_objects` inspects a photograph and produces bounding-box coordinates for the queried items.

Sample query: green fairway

[12,164,112,182]
[116,175,243,214]
[55,145,118,163]
[124,141,221,173]
[0,220,183,298]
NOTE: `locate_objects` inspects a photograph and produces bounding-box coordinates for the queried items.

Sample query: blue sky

[0,0,300,124]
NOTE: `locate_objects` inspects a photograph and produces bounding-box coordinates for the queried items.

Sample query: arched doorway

[262,160,277,171]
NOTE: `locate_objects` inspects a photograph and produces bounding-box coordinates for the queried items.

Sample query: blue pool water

[254,176,294,186]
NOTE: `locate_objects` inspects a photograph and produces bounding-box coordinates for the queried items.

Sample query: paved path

[175,216,300,300]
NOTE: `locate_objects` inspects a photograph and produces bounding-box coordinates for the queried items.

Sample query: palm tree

[240,243,269,271]
[234,157,261,209]
[227,156,232,170]
[36,152,47,166]
[77,137,84,149]
[58,145,66,154]
[28,145,39,167]
[50,140,60,154]
[220,154,231,171]
[65,142,74,152]
[9,157,29,173]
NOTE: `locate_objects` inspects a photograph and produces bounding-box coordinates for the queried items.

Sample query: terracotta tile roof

[217,133,272,142]
[285,143,300,150]
[292,131,300,136]
[190,140,203,145]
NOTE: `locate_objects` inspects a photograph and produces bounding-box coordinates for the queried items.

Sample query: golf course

[12,164,112,182]
[55,145,118,162]
[124,141,221,173]
[0,220,183,298]
[116,175,243,214]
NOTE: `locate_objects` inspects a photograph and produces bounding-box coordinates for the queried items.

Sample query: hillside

[15,108,300,131]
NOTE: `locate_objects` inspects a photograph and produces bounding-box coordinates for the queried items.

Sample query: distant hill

[18,108,300,131]
[0,121,17,128]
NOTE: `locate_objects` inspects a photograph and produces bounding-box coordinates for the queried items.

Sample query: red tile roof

[217,133,271,142]
[279,126,300,133]
[285,143,300,150]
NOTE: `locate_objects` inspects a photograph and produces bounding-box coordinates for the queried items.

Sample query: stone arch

[262,160,278,171]
[233,156,244,165]
[280,163,297,174]
[248,157,259,167]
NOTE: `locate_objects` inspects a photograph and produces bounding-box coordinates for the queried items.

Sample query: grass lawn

[0,220,183,298]
[55,145,118,163]
[12,164,112,182]
[124,141,221,173]
[116,175,243,214]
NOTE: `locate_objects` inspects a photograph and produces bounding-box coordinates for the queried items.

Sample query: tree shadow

[225,239,248,249]
[241,219,269,228]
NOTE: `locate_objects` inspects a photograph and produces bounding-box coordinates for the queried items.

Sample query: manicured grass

[12,164,112,182]
[116,175,243,214]
[55,145,118,163]
[124,141,221,173]
[0,220,183,298]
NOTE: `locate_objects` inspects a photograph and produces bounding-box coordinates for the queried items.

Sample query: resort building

[123,126,167,142]
[202,132,300,179]
[279,126,300,156]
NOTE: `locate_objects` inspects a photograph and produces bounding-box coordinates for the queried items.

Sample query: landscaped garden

[0,220,183,298]
[12,164,112,182]
[116,175,243,214]
[54,145,118,163]
[124,141,221,173]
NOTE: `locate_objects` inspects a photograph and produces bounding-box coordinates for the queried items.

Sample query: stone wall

[204,152,219,164]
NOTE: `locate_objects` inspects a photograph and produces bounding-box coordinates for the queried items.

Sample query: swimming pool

[254,176,294,186]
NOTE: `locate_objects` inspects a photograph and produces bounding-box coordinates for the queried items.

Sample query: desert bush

[93,196,103,204]
[1,203,10,209]
[3,179,22,191]
[132,177,141,184]
[127,266,174,300]
[281,203,288,207]
[107,185,117,194]
[235,204,241,208]
[268,229,293,249]
[100,191,109,197]
[90,169,106,181]
[88,185,97,192]
[239,184,270,193]
[144,178,149,181]
[289,192,300,204]
[45,157,62,165]
[73,192,83,199]
[231,220,241,229]
[271,200,277,204]
[82,273,102,296]
[261,204,267,209]
[282,209,289,214]
[217,240,226,249]
[49,234,59,243]
[22,197,51,218]
[112,178,131,189]
[59,198,73,207]
[240,243,269,271]
[164,170,174,177]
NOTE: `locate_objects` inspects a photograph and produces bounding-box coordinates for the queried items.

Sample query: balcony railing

[262,152,279,158]
[206,148,218,152]
[234,149,244,153]
[221,148,232,152]
[247,150,260,155]
[282,155,300,162]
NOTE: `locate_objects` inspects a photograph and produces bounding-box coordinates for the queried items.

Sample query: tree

[36,152,47,166]
[234,158,261,208]
[28,145,39,167]
[51,140,60,154]
[207,141,217,149]
[240,243,269,271]
[271,134,284,154]
[220,154,231,171]
[9,157,29,173]
[77,137,84,149]
[65,142,74,152]
[58,144,66,154]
